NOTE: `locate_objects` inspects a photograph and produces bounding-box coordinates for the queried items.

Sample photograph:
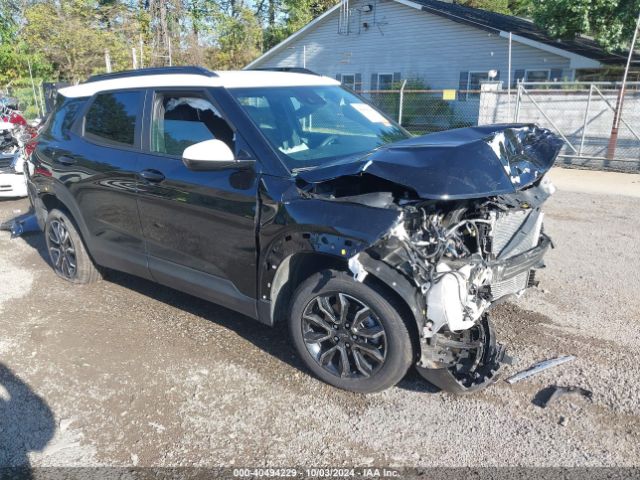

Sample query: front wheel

[289,270,414,393]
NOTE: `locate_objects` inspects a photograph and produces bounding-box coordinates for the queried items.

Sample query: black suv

[26,67,562,394]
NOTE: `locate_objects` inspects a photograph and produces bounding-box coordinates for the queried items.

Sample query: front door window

[151,94,235,156]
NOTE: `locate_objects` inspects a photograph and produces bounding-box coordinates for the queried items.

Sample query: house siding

[252,0,573,89]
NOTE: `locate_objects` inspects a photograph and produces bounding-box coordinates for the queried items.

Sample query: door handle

[56,155,76,166]
[139,169,165,183]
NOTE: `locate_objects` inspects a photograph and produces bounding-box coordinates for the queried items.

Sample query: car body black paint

[29,85,561,333]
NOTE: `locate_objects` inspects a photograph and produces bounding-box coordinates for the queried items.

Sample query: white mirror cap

[183,139,234,163]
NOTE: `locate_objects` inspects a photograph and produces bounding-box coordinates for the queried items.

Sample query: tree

[207,5,263,69]
[23,1,133,82]
[455,0,510,15]
[532,0,640,52]
[263,0,338,50]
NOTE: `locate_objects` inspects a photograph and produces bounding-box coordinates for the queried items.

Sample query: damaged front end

[297,124,563,394]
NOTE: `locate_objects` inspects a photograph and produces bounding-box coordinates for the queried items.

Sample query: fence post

[578,84,593,157]
[398,79,407,125]
[514,82,521,122]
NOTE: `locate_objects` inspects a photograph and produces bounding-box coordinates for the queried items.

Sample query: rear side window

[84,91,141,146]
[46,95,87,140]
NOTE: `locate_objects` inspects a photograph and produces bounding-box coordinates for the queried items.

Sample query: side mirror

[182,139,243,171]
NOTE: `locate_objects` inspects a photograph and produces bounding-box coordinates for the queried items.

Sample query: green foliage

[208,6,263,69]
[23,1,133,83]
[264,0,339,50]
[456,0,511,15]
[532,0,640,52]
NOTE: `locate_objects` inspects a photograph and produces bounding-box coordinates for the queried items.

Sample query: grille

[490,209,543,299]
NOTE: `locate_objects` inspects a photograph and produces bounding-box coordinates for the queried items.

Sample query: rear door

[136,88,259,316]
[69,89,150,278]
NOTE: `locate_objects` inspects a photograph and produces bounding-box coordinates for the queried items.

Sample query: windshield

[229,86,409,171]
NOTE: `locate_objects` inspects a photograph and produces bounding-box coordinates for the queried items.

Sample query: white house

[246,0,627,93]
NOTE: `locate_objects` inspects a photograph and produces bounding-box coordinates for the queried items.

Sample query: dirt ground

[1,173,639,468]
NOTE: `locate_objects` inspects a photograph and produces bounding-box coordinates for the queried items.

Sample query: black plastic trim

[148,256,257,319]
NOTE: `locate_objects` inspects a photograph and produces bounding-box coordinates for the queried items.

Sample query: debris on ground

[505,355,575,384]
[533,385,594,408]
[0,210,39,238]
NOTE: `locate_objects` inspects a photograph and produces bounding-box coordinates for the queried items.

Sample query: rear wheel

[289,270,414,393]
[45,209,101,284]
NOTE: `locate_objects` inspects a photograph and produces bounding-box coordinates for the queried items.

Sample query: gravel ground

[0,186,639,469]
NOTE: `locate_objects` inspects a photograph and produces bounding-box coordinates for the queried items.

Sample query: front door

[136,89,258,317]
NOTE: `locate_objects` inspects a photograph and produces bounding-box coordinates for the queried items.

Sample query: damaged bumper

[491,233,551,284]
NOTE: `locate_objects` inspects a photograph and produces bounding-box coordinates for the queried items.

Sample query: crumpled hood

[296,124,564,200]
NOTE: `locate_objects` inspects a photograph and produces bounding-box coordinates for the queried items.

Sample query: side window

[84,91,141,146]
[341,74,356,90]
[525,69,550,82]
[467,71,490,99]
[377,74,394,90]
[151,94,234,156]
[46,95,87,140]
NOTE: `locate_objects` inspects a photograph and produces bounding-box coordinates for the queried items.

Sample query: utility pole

[607,12,640,160]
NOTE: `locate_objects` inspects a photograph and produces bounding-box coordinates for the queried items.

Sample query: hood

[296,124,564,200]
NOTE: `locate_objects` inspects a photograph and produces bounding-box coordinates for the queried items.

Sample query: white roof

[59,70,340,98]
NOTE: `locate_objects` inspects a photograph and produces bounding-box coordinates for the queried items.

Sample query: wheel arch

[262,247,425,358]
[38,187,92,249]
[267,251,349,326]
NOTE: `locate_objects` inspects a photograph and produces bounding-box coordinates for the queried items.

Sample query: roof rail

[85,66,218,83]
[249,67,321,76]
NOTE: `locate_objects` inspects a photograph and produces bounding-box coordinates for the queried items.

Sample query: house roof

[247,0,631,69]
[412,0,629,65]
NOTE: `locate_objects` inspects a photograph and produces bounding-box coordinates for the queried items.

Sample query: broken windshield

[229,86,408,171]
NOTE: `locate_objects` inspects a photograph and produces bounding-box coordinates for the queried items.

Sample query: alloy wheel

[301,293,387,379]
[48,218,77,279]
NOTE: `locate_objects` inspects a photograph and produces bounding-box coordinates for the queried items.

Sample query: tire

[45,208,101,284]
[289,270,414,393]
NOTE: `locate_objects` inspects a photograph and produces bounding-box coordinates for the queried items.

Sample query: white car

[0,123,29,198]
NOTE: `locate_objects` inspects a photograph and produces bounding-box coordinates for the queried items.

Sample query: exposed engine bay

[293,125,563,393]
[355,177,555,392]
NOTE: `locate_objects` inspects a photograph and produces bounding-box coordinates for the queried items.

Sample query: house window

[341,74,356,90]
[525,69,551,83]
[467,71,490,99]
[377,73,394,90]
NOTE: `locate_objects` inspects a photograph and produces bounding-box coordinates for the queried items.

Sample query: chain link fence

[363,81,640,171]
[479,81,640,171]
[362,88,483,135]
